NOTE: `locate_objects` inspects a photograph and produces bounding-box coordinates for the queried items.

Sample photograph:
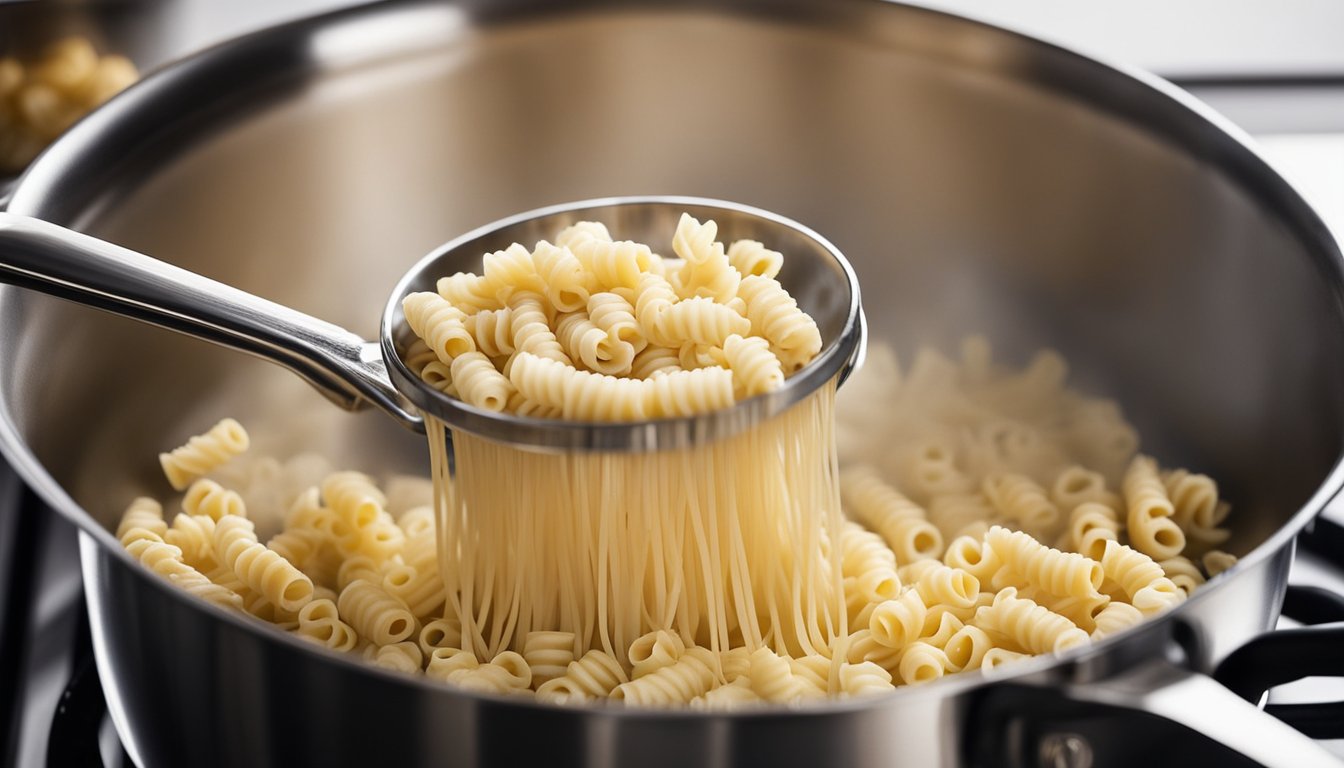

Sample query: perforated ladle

[0,196,863,452]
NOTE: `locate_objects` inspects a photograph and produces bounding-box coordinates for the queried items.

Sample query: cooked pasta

[159,418,249,491]
[726,239,783,280]
[116,327,1239,706]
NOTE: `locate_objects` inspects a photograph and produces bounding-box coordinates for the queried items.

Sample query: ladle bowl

[0,196,864,451]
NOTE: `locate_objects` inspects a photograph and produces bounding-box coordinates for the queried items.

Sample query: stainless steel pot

[2,1,1343,766]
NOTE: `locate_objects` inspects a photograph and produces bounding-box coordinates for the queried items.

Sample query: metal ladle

[0,196,863,451]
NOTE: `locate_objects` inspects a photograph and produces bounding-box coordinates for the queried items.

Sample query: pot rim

[2,0,1342,716]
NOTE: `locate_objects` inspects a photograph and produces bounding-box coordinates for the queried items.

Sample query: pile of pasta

[114,212,1239,706]
[398,213,821,418]
[0,37,138,172]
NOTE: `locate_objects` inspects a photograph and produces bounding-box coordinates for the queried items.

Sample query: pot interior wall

[4,5,1343,553]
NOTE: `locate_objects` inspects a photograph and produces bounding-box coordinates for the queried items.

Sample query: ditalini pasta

[119,244,1237,706]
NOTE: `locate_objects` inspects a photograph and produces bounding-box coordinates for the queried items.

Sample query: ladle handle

[0,212,423,432]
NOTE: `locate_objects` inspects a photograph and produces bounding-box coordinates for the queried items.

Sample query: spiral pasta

[736,275,823,373]
[841,465,944,564]
[974,588,1089,654]
[535,650,629,703]
[628,630,687,679]
[722,333,784,398]
[727,239,783,279]
[125,536,244,610]
[159,418,250,491]
[293,598,359,651]
[612,647,718,706]
[213,515,314,612]
[1100,541,1183,616]
[116,497,166,547]
[1123,455,1186,561]
[531,241,590,313]
[337,578,417,646]
[402,292,475,364]
[985,526,1102,599]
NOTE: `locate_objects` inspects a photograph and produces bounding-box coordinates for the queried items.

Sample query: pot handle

[970,655,1344,768]
[0,212,423,432]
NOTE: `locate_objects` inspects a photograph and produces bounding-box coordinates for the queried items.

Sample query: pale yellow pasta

[403,339,437,376]
[676,342,726,371]
[587,291,646,353]
[293,597,359,651]
[401,292,475,364]
[726,239,783,279]
[531,241,590,313]
[1161,469,1218,529]
[523,631,577,688]
[509,352,648,420]
[425,647,480,681]
[943,625,994,672]
[1066,502,1120,561]
[554,221,612,249]
[507,291,569,364]
[1100,541,1183,616]
[719,647,753,683]
[448,651,532,694]
[367,641,424,674]
[942,534,1003,583]
[535,650,628,704]
[838,661,893,696]
[555,312,634,375]
[736,274,823,373]
[746,647,820,703]
[1159,556,1206,595]
[125,537,244,610]
[981,473,1060,537]
[565,230,654,290]
[642,366,735,418]
[382,530,444,617]
[463,308,515,358]
[980,647,1032,672]
[1202,550,1238,577]
[722,333,784,398]
[633,271,680,347]
[838,521,901,604]
[116,496,167,547]
[1089,601,1143,640]
[165,513,219,571]
[691,679,761,709]
[670,213,738,301]
[868,588,927,650]
[629,344,681,379]
[985,526,1102,599]
[1051,466,1123,514]
[611,647,718,706]
[629,630,687,680]
[1123,455,1186,561]
[419,618,464,659]
[912,563,980,610]
[213,515,314,612]
[919,611,965,648]
[654,297,751,348]
[183,478,245,521]
[435,272,498,314]
[788,654,833,693]
[159,418,250,491]
[896,641,951,685]
[841,465,944,563]
[450,351,515,412]
[974,588,1089,654]
[480,243,543,299]
[337,578,417,646]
